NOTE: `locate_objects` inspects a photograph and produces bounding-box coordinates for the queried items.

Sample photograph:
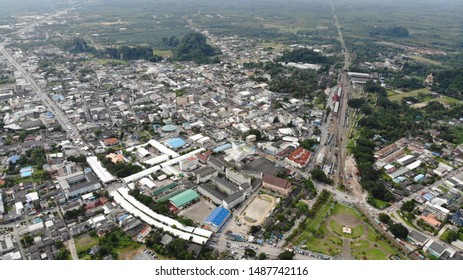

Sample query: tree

[311,168,332,184]
[347,98,366,109]
[441,229,459,244]
[278,251,295,260]
[401,200,416,212]
[244,248,257,258]
[258,252,268,260]
[56,248,71,260]
[295,201,309,213]
[250,225,261,235]
[378,213,391,225]
[389,223,409,239]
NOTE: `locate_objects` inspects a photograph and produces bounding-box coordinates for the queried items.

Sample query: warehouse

[169,190,200,212]
[204,206,231,232]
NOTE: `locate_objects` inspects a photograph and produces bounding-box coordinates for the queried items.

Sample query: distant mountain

[174,32,220,64]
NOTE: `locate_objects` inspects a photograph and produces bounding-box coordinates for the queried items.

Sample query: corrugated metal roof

[169,190,199,208]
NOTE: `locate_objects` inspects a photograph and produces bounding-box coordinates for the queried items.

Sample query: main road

[0,9,84,154]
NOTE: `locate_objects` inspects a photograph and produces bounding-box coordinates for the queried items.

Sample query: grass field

[75,234,99,256]
[410,55,442,66]
[293,202,397,259]
[330,220,365,239]
[387,88,430,101]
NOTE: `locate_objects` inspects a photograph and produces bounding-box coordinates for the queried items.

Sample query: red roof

[332,94,340,102]
[262,174,291,190]
[104,138,119,145]
[287,147,311,167]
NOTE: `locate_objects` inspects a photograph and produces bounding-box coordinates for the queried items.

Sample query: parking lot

[133,249,157,260]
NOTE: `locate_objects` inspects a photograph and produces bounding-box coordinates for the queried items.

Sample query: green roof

[151,182,177,196]
[156,189,184,203]
[169,189,199,208]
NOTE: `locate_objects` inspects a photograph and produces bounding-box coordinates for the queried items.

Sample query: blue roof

[6,155,20,164]
[414,174,425,181]
[21,171,32,178]
[213,143,232,153]
[20,166,33,173]
[451,211,463,226]
[205,206,231,227]
[423,193,434,201]
[165,138,185,149]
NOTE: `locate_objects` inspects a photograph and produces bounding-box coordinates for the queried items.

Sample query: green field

[292,202,398,259]
[330,220,365,239]
[75,234,99,257]
[387,88,430,101]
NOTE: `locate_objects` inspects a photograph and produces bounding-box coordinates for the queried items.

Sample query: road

[68,238,79,260]
[0,9,85,154]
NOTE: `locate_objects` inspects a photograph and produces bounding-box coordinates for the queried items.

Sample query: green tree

[278,251,295,260]
[244,248,257,258]
[389,223,409,239]
[378,213,391,224]
[295,201,309,213]
[258,252,268,260]
[56,248,71,260]
[311,168,332,184]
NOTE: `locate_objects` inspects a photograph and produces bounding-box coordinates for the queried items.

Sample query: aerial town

[1,0,463,261]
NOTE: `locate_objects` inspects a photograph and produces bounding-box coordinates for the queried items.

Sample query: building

[262,174,291,196]
[285,147,311,168]
[225,168,251,186]
[103,138,120,146]
[420,214,441,227]
[0,192,4,216]
[425,201,450,220]
[168,190,199,211]
[204,206,231,232]
[407,230,429,246]
[137,147,150,158]
[194,166,218,184]
[213,177,238,195]
[207,156,228,173]
[450,210,463,227]
[179,156,199,171]
[222,191,245,209]
[197,184,245,210]
[424,240,447,259]
[57,171,101,199]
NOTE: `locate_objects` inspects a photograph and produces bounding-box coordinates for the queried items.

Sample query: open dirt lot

[179,198,216,224]
[239,194,276,226]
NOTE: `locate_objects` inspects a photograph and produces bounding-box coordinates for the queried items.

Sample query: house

[285,147,311,168]
[420,214,441,227]
[262,174,291,196]
[424,240,447,259]
[103,138,120,146]
[450,210,463,227]
[161,234,173,246]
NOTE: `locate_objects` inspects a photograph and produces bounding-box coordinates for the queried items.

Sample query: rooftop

[169,189,199,208]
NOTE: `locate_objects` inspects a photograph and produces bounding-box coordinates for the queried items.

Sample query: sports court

[240,194,276,226]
